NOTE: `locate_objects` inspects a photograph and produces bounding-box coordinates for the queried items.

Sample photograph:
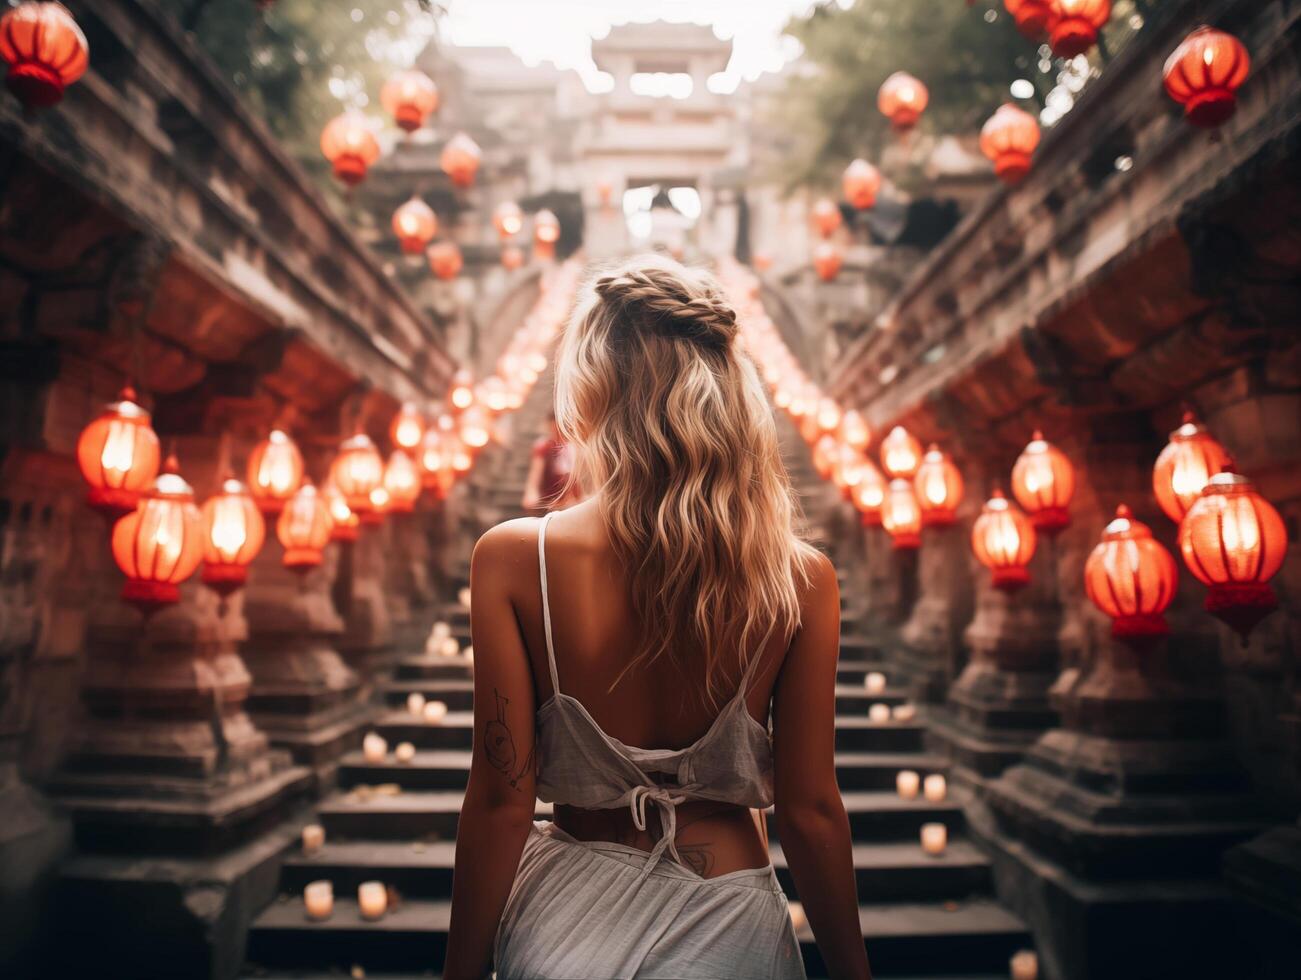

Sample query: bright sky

[442,0,832,93]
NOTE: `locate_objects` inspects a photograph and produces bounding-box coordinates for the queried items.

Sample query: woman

[521,412,583,513]
[444,256,871,980]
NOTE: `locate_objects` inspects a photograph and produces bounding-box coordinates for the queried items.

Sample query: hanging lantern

[842,159,882,210]
[880,425,922,479]
[0,2,89,110]
[111,457,204,615]
[881,479,922,550]
[323,481,358,543]
[76,386,161,521]
[914,446,964,527]
[427,241,463,281]
[841,409,871,452]
[319,112,380,187]
[418,427,448,487]
[247,429,303,515]
[364,485,391,525]
[379,69,438,133]
[1152,411,1232,524]
[853,460,887,526]
[277,481,333,571]
[501,244,524,271]
[1011,430,1074,535]
[449,369,475,411]
[1179,471,1287,640]
[812,434,838,481]
[816,397,842,434]
[383,450,421,514]
[877,72,929,133]
[1047,0,1111,60]
[459,406,491,450]
[440,131,481,188]
[1163,26,1250,130]
[534,209,561,246]
[1084,505,1179,645]
[980,104,1041,185]
[329,433,384,513]
[390,402,425,454]
[201,478,265,597]
[1004,0,1054,40]
[813,242,842,282]
[811,198,842,238]
[831,443,866,500]
[971,489,1036,592]
[493,201,524,239]
[392,197,438,255]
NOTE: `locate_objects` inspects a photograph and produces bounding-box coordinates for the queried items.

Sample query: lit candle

[304,880,333,921]
[301,823,325,856]
[788,901,808,934]
[1010,950,1039,980]
[892,703,916,722]
[423,700,448,723]
[457,586,472,608]
[921,822,947,856]
[431,620,451,642]
[440,637,460,658]
[358,880,387,920]
[924,774,947,802]
[407,692,426,716]
[896,770,920,799]
[362,732,387,764]
[395,741,416,763]
[869,703,891,723]
[864,671,887,694]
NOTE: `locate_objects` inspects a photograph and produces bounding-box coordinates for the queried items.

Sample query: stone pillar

[333,525,396,679]
[383,511,437,653]
[897,515,977,704]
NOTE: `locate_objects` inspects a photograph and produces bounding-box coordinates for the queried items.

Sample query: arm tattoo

[484,689,519,789]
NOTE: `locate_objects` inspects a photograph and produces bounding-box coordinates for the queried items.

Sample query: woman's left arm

[443,521,539,980]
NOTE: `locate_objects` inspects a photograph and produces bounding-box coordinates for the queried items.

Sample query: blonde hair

[554,254,818,704]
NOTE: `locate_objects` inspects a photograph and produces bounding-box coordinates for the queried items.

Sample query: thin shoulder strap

[734,621,780,701]
[537,512,561,694]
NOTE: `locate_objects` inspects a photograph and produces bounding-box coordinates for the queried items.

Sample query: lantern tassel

[1205,582,1278,642]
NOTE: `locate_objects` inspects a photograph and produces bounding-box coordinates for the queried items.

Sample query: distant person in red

[523,412,582,512]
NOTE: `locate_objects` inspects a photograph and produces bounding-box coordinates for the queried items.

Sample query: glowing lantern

[76,386,161,521]
[1011,430,1074,535]
[440,132,481,188]
[832,443,866,500]
[418,428,448,486]
[1047,0,1111,60]
[390,402,425,454]
[0,2,89,109]
[841,409,871,452]
[247,429,303,515]
[971,489,1036,592]
[383,450,421,514]
[323,482,358,542]
[981,104,1040,185]
[319,112,380,187]
[811,199,842,238]
[880,425,922,479]
[201,478,265,597]
[1004,0,1054,39]
[449,369,475,411]
[816,398,842,434]
[877,72,929,133]
[427,241,463,281]
[534,209,561,245]
[392,197,437,254]
[842,159,882,210]
[1084,505,1178,644]
[1163,26,1250,129]
[812,434,838,481]
[881,479,922,549]
[277,481,333,571]
[459,406,491,450]
[380,69,438,133]
[364,485,391,525]
[813,243,842,282]
[501,245,524,271]
[1179,471,1287,640]
[1152,412,1232,524]
[914,446,964,527]
[493,201,524,239]
[111,457,204,615]
[853,460,887,526]
[450,439,473,474]
[329,433,384,513]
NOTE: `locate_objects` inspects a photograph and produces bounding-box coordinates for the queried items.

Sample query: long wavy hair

[554,254,818,703]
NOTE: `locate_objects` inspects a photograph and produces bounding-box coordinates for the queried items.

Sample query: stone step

[836,752,949,791]
[772,840,994,903]
[338,751,472,792]
[379,681,474,712]
[394,656,474,681]
[769,791,964,842]
[316,789,552,840]
[245,899,451,973]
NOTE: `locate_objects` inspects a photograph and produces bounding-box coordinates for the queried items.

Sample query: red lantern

[1163,26,1250,129]
[449,369,475,411]
[842,159,882,210]
[841,409,871,452]
[1179,471,1287,640]
[914,446,964,527]
[881,479,922,549]
[329,433,384,513]
[440,132,481,188]
[816,398,842,435]
[201,478,265,597]
[247,429,303,515]
[277,481,333,571]
[363,485,391,525]
[812,434,838,481]
[880,425,922,479]
[392,197,437,254]
[380,69,438,133]
[459,406,491,450]
[1152,412,1232,524]
[1084,504,1178,645]
[320,112,380,187]
[1011,430,1074,534]
[427,241,463,281]
[534,209,561,245]
[111,457,204,615]
[501,244,524,271]
[813,242,842,282]
[831,443,866,500]
[76,386,161,521]
[877,71,928,132]
[971,489,1036,592]
[493,201,524,239]
[0,2,89,110]
[980,103,1041,184]
[853,460,887,527]
[323,481,358,543]
[1004,0,1054,40]
[1047,0,1111,60]
[811,198,842,238]
[383,450,421,514]
[390,402,425,454]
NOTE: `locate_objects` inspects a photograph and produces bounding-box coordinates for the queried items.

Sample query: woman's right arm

[772,552,872,980]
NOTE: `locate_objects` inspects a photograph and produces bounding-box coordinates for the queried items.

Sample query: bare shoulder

[471,517,542,583]
[797,548,839,615]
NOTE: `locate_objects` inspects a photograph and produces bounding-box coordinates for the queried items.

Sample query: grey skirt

[495,822,807,980]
